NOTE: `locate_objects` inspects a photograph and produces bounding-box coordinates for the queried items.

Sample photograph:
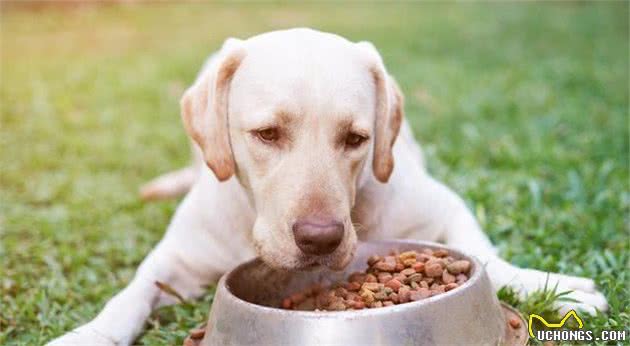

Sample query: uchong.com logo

[528,310,627,342]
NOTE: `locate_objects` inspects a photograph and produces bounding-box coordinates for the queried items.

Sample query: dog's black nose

[292,218,344,255]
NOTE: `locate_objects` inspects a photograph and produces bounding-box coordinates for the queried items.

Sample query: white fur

[48,29,607,346]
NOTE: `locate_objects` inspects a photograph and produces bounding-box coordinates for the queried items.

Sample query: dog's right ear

[181,38,246,181]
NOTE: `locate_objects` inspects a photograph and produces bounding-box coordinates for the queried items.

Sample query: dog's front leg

[47,244,205,346]
[47,180,255,346]
[411,175,608,314]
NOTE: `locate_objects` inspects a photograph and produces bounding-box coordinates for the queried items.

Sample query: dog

[48,28,607,346]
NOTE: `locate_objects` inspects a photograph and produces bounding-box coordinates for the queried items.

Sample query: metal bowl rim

[220,239,483,318]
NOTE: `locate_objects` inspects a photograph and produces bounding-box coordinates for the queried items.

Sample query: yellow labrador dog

[49,28,607,346]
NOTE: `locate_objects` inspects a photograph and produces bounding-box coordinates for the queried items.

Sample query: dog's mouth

[253,223,357,271]
[295,257,340,270]
[258,247,356,272]
[293,244,357,271]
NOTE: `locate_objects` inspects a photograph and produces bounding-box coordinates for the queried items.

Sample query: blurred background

[1,2,628,345]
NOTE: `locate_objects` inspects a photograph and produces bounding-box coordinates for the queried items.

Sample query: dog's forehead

[229,30,376,126]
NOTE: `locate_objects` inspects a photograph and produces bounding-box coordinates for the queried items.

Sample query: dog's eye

[256,128,279,142]
[345,133,368,148]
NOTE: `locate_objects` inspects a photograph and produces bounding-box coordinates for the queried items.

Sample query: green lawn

[1,2,628,345]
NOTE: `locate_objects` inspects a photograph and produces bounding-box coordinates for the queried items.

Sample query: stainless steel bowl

[199,240,525,346]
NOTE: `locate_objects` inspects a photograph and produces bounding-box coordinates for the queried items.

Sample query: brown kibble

[377,272,393,283]
[405,273,424,284]
[433,249,449,257]
[410,288,431,301]
[374,291,388,301]
[385,278,402,291]
[345,281,361,291]
[315,292,332,307]
[347,296,358,304]
[429,258,446,268]
[399,250,417,261]
[393,273,407,282]
[295,297,316,310]
[311,283,324,294]
[359,288,375,303]
[417,253,432,262]
[400,268,416,276]
[445,283,459,291]
[430,285,445,296]
[352,300,366,309]
[282,298,292,309]
[442,270,456,284]
[367,255,382,266]
[412,262,425,273]
[374,261,396,272]
[281,247,470,311]
[447,260,471,275]
[383,256,398,269]
[348,272,367,284]
[398,286,411,303]
[346,292,360,301]
[362,282,381,292]
[334,287,349,298]
[290,292,306,304]
[328,300,347,311]
[425,262,443,277]
[509,317,521,329]
[189,327,205,339]
[403,258,417,266]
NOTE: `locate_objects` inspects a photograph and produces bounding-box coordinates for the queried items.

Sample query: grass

[1,2,628,345]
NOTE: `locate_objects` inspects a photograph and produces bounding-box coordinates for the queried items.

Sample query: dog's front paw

[517,270,608,315]
[557,288,608,315]
[47,324,117,346]
[551,274,608,315]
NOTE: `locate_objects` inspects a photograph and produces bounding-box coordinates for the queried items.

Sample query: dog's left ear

[356,41,404,183]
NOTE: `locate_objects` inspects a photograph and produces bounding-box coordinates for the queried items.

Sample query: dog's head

[181,28,403,270]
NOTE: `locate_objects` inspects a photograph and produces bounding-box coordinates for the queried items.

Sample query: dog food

[508,317,522,329]
[183,325,206,346]
[281,248,471,311]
